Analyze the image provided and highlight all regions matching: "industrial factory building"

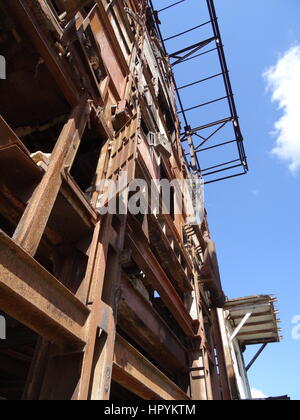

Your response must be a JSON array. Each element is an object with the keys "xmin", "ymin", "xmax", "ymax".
[{"xmin": 0, "ymin": 0, "xmax": 281, "ymax": 400}]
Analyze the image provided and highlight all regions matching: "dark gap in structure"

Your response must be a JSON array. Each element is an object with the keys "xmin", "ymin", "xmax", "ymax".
[
  {"xmin": 110, "ymin": 380, "xmax": 142, "ymax": 401},
  {"xmin": 0, "ymin": 313, "xmax": 38, "ymax": 401},
  {"xmin": 70, "ymin": 124, "xmax": 105, "ymax": 195},
  {"xmin": 20, "ymin": 120, "xmax": 66, "ymax": 154},
  {"xmin": 0, "ymin": 10, "xmax": 70, "ymax": 131},
  {"xmin": 0, "ymin": 214, "xmax": 15, "ymax": 237}
]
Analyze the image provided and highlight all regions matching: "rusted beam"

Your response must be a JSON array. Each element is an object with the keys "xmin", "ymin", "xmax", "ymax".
[
  {"xmin": 201, "ymin": 232, "xmax": 226, "ymax": 307},
  {"xmin": 118, "ymin": 274, "xmax": 187, "ymax": 372},
  {"xmin": 89, "ymin": 302, "xmax": 116, "ymax": 400},
  {"xmin": 76, "ymin": 106, "xmax": 137, "ymax": 401},
  {"xmin": 148, "ymin": 213, "xmax": 193, "ymax": 293},
  {"xmin": 22, "ymin": 338, "xmax": 50, "ymax": 400},
  {"xmin": 189, "ymin": 273, "xmax": 213, "ymax": 400},
  {"xmin": 0, "ymin": 115, "xmax": 30, "ymax": 153},
  {"xmin": 113, "ymin": 335, "xmax": 190, "ymax": 400},
  {"xmin": 0, "ymin": 230, "xmax": 89, "ymax": 349},
  {"xmin": 94, "ymin": 0, "xmax": 130, "ymax": 76},
  {"xmin": 158, "ymin": 212, "xmax": 194, "ymax": 275},
  {"xmin": 90, "ymin": 215, "xmax": 128, "ymax": 401},
  {"xmin": 13, "ymin": 98, "xmax": 91, "ymax": 256},
  {"xmin": 126, "ymin": 216, "xmax": 196, "ymax": 337},
  {"xmin": 76, "ymin": 215, "xmax": 112, "ymax": 400}
]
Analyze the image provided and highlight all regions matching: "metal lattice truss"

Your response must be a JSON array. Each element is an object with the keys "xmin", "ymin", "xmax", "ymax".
[{"xmin": 149, "ymin": 0, "xmax": 248, "ymax": 184}]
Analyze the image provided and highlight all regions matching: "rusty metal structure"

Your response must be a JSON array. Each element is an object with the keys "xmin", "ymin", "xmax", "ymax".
[
  {"xmin": 218, "ymin": 295, "xmax": 281, "ymax": 400},
  {"xmin": 0, "ymin": 0, "xmax": 279, "ymax": 400}
]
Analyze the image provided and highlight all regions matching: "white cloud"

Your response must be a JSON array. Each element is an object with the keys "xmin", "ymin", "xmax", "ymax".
[
  {"xmin": 263, "ymin": 45, "xmax": 300, "ymax": 173},
  {"xmin": 251, "ymin": 388, "xmax": 268, "ymax": 399}
]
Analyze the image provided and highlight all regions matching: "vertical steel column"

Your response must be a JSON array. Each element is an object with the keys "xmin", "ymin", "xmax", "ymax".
[{"xmin": 13, "ymin": 98, "xmax": 91, "ymax": 256}]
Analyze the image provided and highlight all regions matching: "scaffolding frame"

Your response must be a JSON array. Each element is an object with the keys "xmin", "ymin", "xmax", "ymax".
[{"xmin": 149, "ymin": 0, "xmax": 248, "ymax": 184}]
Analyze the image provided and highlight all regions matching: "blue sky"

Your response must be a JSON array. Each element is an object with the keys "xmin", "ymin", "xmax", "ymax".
[{"xmin": 153, "ymin": 0, "xmax": 300, "ymax": 400}]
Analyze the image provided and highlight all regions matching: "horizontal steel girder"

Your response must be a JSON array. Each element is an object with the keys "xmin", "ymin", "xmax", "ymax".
[
  {"xmin": 113, "ymin": 335, "xmax": 190, "ymax": 400},
  {"xmin": 0, "ymin": 230, "xmax": 90, "ymax": 349},
  {"xmin": 118, "ymin": 274, "xmax": 187, "ymax": 372},
  {"xmin": 126, "ymin": 218, "xmax": 196, "ymax": 337}
]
